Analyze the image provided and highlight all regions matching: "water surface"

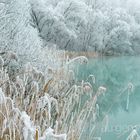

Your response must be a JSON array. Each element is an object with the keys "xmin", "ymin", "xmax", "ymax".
[{"xmin": 76, "ymin": 56, "xmax": 140, "ymax": 140}]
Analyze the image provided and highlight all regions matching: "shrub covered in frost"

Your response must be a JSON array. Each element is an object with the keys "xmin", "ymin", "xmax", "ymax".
[{"xmin": 0, "ymin": 52, "xmax": 106, "ymax": 140}]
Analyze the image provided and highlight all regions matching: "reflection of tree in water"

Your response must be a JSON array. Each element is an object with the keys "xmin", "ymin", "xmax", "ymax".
[{"xmin": 76, "ymin": 56, "xmax": 140, "ymax": 120}]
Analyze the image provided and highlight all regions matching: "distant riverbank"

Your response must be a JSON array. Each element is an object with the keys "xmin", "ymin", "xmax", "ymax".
[{"xmin": 59, "ymin": 51, "xmax": 99, "ymax": 60}]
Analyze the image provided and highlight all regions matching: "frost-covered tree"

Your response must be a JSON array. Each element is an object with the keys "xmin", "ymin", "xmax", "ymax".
[
  {"xmin": 30, "ymin": 0, "xmax": 140, "ymax": 54},
  {"xmin": 31, "ymin": 0, "xmax": 91, "ymax": 50},
  {"xmin": 2, "ymin": 0, "xmax": 140, "ymax": 56},
  {"xmin": 126, "ymin": 0, "xmax": 140, "ymax": 23},
  {"xmin": 0, "ymin": 0, "xmax": 43, "ymax": 65},
  {"xmin": 0, "ymin": 0, "xmax": 64, "ymax": 72},
  {"xmin": 104, "ymin": 20, "xmax": 133, "ymax": 55},
  {"xmin": 130, "ymin": 24, "xmax": 140, "ymax": 54}
]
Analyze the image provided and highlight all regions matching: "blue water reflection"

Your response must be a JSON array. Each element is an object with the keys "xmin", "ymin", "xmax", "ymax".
[{"xmin": 76, "ymin": 56, "xmax": 140, "ymax": 140}]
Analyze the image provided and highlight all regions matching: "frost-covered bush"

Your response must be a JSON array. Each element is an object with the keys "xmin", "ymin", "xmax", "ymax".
[{"xmin": 0, "ymin": 53, "xmax": 106, "ymax": 140}]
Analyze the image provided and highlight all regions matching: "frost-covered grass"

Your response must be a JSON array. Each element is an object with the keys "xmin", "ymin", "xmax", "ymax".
[{"xmin": 0, "ymin": 51, "xmax": 106, "ymax": 140}]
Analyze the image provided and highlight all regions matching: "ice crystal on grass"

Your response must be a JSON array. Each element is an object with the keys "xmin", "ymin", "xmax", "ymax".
[
  {"xmin": 21, "ymin": 111, "xmax": 35, "ymax": 140},
  {"xmin": 0, "ymin": 88, "xmax": 5, "ymax": 104},
  {"xmin": 40, "ymin": 127, "xmax": 67, "ymax": 140},
  {"xmin": 0, "ymin": 56, "xmax": 4, "ymax": 70},
  {"xmin": 0, "ymin": 50, "xmax": 107, "ymax": 140},
  {"xmin": 127, "ymin": 128, "xmax": 140, "ymax": 140}
]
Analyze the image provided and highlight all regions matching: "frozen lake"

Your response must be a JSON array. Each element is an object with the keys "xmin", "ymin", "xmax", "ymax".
[{"xmin": 76, "ymin": 56, "xmax": 140, "ymax": 140}]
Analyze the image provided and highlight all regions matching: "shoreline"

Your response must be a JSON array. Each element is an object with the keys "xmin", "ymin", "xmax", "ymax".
[
  {"xmin": 58, "ymin": 50, "xmax": 139, "ymax": 60},
  {"xmin": 59, "ymin": 51, "xmax": 99, "ymax": 59}
]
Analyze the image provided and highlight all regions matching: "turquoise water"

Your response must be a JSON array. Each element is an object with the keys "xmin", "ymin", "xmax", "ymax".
[{"xmin": 76, "ymin": 56, "xmax": 140, "ymax": 140}]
